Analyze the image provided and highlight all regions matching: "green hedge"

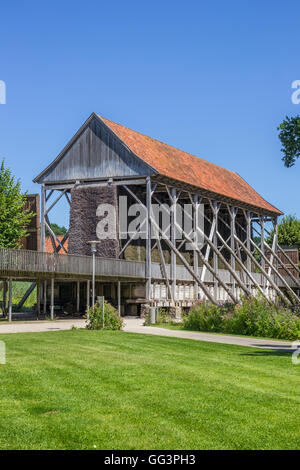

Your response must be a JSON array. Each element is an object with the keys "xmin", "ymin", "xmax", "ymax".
[{"xmin": 183, "ymin": 297, "xmax": 300, "ymax": 341}]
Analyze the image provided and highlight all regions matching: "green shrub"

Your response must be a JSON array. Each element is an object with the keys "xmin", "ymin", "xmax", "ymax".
[
  {"xmin": 183, "ymin": 297, "xmax": 300, "ymax": 341},
  {"xmin": 156, "ymin": 308, "xmax": 172, "ymax": 324},
  {"xmin": 86, "ymin": 301, "xmax": 123, "ymax": 331},
  {"xmin": 224, "ymin": 297, "xmax": 300, "ymax": 340},
  {"xmin": 183, "ymin": 302, "xmax": 225, "ymax": 332}
]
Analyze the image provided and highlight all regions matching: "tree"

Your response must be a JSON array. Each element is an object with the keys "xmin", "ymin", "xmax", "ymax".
[
  {"xmin": 46, "ymin": 223, "xmax": 67, "ymax": 236},
  {"xmin": 266, "ymin": 215, "xmax": 300, "ymax": 249},
  {"xmin": 277, "ymin": 116, "xmax": 300, "ymax": 167},
  {"xmin": 0, "ymin": 160, "xmax": 34, "ymax": 249}
]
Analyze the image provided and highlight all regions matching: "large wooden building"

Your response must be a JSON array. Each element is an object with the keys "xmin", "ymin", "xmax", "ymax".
[{"xmin": 31, "ymin": 112, "xmax": 299, "ymax": 314}]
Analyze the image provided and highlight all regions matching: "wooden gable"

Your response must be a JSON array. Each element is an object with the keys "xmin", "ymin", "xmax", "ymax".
[{"xmin": 34, "ymin": 115, "xmax": 155, "ymax": 184}]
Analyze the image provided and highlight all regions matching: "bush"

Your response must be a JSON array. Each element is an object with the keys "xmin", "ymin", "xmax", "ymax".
[
  {"xmin": 224, "ymin": 297, "xmax": 300, "ymax": 340},
  {"xmin": 143, "ymin": 307, "xmax": 179, "ymax": 325},
  {"xmin": 156, "ymin": 308, "xmax": 172, "ymax": 324},
  {"xmin": 183, "ymin": 297, "xmax": 300, "ymax": 341},
  {"xmin": 86, "ymin": 301, "xmax": 123, "ymax": 331},
  {"xmin": 184, "ymin": 301, "xmax": 225, "ymax": 332}
]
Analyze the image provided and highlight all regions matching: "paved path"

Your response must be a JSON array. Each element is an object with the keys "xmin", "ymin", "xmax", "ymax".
[
  {"xmin": 123, "ymin": 317, "xmax": 296, "ymax": 351},
  {"xmin": 0, "ymin": 319, "xmax": 86, "ymax": 334},
  {"xmin": 0, "ymin": 317, "xmax": 296, "ymax": 352}
]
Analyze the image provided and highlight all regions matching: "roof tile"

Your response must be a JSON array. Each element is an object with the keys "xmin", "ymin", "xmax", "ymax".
[{"xmin": 99, "ymin": 115, "xmax": 282, "ymax": 215}]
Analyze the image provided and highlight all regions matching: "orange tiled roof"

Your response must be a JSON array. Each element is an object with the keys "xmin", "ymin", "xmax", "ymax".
[
  {"xmin": 99, "ymin": 115, "xmax": 282, "ymax": 215},
  {"xmin": 45, "ymin": 236, "xmax": 68, "ymax": 254}
]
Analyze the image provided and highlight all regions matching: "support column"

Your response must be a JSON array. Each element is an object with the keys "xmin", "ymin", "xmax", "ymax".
[
  {"xmin": 171, "ymin": 188, "xmax": 177, "ymax": 302},
  {"xmin": 8, "ymin": 278, "xmax": 12, "ymax": 322},
  {"xmin": 3, "ymin": 280, "xmax": 7, "ymax": 317},
  {"xmin": 267, "ymin": 217, "xmax": 277, "ymax": 287},
  {"xmin": 245, "ymin": 211, "xmax": 252, "ymax": 292},
  {"xmin": 41, "ymin": 184, "xmax": 46, "ymax": 252},
  {"xmin": 86, "ymin": 280, "xmax": 90, "ymax": 312},
  {"xmin": 260, "ymin": 216, "xmax": 265, "ymax": 291},
  {"xmin": 117, "ymin": 281, "xmax": 121, "ymax": 316},
  {"xmin": 43, "ymin": 280, "xmax": 47, "ymax": 315},
  {"xmin": 212, "ymin": 202, "xmax": 219, "ymax": 300},
  {"xmin": 76, "ymin": 281, "xmax": 80, "ymax": 313},
  {"xmin": 230, "ymin": 207, "xmax": 237, "ymax": 298},
  {"xmin": 50, "ymin": 278, "xmax": 54, "ymax": 320},
  {"xmin": 193, "ymin": 195, "xmax": 199, "ymax": 300},
  {"xmin": 145, "ymin": 177, "xmax": 152, "ymax": 302},
  {"xmin": 37, "ymin": 279, "xmax": 41, "ymax": 318}
]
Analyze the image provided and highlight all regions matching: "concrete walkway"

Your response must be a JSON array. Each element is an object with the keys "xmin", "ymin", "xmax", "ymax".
[
  {"xmin": 0, "ymin": 317, "xmax": 296, "ymax": 352},
  {"xmin": 0, "ymin": 319, "xmax": 86, "ymax": 334},
  {"xmin": 123, "ymin": 317, "xmax": 297, "ymax": 352}
]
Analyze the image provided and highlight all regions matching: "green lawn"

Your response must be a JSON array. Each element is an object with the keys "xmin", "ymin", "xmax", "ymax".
[{"xmin": 0, "ymin": 329, "xmax": 299, "ymax": 450}]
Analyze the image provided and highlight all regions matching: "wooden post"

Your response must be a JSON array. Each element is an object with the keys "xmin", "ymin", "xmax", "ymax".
[
  {"xmin": 234, "ymin": 235, "xmax": 291, "ymax": 305},
  {"xmin": 171, "ymin": 188, "xmax": 177, "ymax": 302},
  {"xmin": 3, "ymin": 280, "xmax": 7, "ymax": 317},
  {"xmin": 216, "ymin": 230, "xmax": 268, "ymax": 301},
  {"xmin": 41, "ymin": 184, "xmax": 46, "ymax": 252},
  {"xmin": 212, "ymin": 202, "xmax": 219, "ymax": 300},
  {"xmin": 150, "ymin": 210, "xmax": 235, "ymax": 304},
  {"xmin": 230, "ymin": 207, "xmax": 237, "ymax": 298},
  {"xmin": 117, "ymin": 281, "xmax": 121, "ymax": 315},
  {"xmin": 260, "ymin": 216, "xmax": 265, "ymax": 291},
  {"xmin": 253, "ymin": 240, "xmax": 300, "ymax": 303},
  {"xmin": 200, "ymin": 217, "xmax": 216, "ymax": 283},
  {"xmin": 8, "ymin": 278, "xmax": 12, "ymax": 322},
  {"xmin": 86, "ymin": 280, "xmax": 90, "ymax": 312},
  {"xmin": 245, "ymin": 211, "xmax": 252, "ymax": 291},
  {"xmin": 37, "ymin": 279, "xmax": 41, "ymax": 318},
  {"xmin": 267, "ymin": 217, "xmax": 277, "ymax": 288},
  {"xmin": 76, "ymin": 281, "xmax": 80, "ymax": 313},
  {"xmin": 43, "ymin": 280, "xmax": 47, "ymax": 315},
  {"xmin": 50, "ymin": 278, "xmax": 54, "ymax": 320},
  {"xmin": 145, "ymin": 177, "xmax": 152, "ymax": 302},
  {"xmin": 193, "ymin": 195, "xmax": 199, "ymax": 300}
]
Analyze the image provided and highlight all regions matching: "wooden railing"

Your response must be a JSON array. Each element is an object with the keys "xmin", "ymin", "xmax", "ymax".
[
  {"xmin": 0, "ymin": 248, "xmax": 146, "ymax": 279},
  {"xmin": 0, "ymin": 248, "xmax": 296, "ymax": 287}
]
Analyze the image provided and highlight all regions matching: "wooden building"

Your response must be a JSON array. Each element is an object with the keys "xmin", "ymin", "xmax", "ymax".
[{"xmin": 31, "ymin": 112, "xmax": 299, "ymax": 314}]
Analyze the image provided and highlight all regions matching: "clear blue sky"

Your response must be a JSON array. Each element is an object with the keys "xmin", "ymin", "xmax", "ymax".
[{"xmin": 0, "ymin": 0, "xmax": 299, "ymax": 226}]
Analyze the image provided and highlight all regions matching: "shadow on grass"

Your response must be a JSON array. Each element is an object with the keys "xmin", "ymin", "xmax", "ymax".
[{"xmin": 241, "ymin": 348, "xmax": 294, "ymax": 357}]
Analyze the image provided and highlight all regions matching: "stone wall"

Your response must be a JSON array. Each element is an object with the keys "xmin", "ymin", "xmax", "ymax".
[{"xmin": 68, "ymin": 185, "xmax": 119, "ymax": 258}]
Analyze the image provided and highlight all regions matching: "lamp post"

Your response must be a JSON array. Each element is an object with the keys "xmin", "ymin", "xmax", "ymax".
[{"xmin": 87, "ymin": 241, "xmax": 100, "ymax": 308}]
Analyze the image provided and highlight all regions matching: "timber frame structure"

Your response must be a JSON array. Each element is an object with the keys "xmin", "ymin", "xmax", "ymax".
[{"xmin": 29, "ymin": 112, "xmax": 299, "ymax": 314}]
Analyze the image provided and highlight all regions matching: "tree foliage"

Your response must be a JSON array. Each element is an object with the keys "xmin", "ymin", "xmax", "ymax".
[
  {"xmin": 46, "ymin": 223, "xmax": 67, "ymax": 236},
  {"xmin": 277, "ymin": 116, "xmax": 300, "ymax": 167},
  {"xmin": 266, "ymin": 215, "xmax": 300, "ymax": 249},
  {"xmin": 0, "ymin": 160, "xmax": 34, "ymax": 249}
]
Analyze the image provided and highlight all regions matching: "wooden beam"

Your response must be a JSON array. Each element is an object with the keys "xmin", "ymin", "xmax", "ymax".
[
  {"xmin": 234, "ymin": 235, "xmax": 292, "ymax": 305},
  {"xmin": 216, "ymin": 230, "xmax": 269, "ymax": 302},
  {"xmin": 45, "ymin": 189, "xmax": 67, "ymax": 216},
  {"xmin": 252, "ymin": 223, "xmax": 300, "ymax": 286},
  {"xmin": 156, "ymin": 198, "xmax": 237, "ymax": 303},
  {"xmin": 8, "ymin": 278, "xmax": 12, "ymax": 322},
  {"xmin": 41, "ymin": 185, "xmax": 46, "ymax": 252},
  {"xmin": 181, "ymin": 200, "xmax": 246, "ymax": 300},
  {"xmin": 76, "ymin": 281, "xmax": 80, "ymax": 313},
  {"xmin": 170, "ymin": 188, "xmax": 177, "ymax": 301},
  {"xmin": 146, "ymin": 177, "xmax": 152, "ymax": 302},
  {"xmin": 249, "ymin": 238, "xmax": 300, "ymax": 303},
  {"xmin": 43, "ymin": 280, "xmax": 47, "ymax": 315},
  {"xmin": 50, "ymin": 278, "xmax": 54, "ymax": 320}
]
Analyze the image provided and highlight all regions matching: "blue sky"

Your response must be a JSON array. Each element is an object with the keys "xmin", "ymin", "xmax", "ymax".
[{"xmin": 0, "ymin": 0, "xmax": 299, "ymax": 226}]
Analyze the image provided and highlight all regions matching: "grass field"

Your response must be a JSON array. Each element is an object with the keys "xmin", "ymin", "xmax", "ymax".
[{"xmin": 0, "ymin": 329, "xmax": 299, "ymax": 450}]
